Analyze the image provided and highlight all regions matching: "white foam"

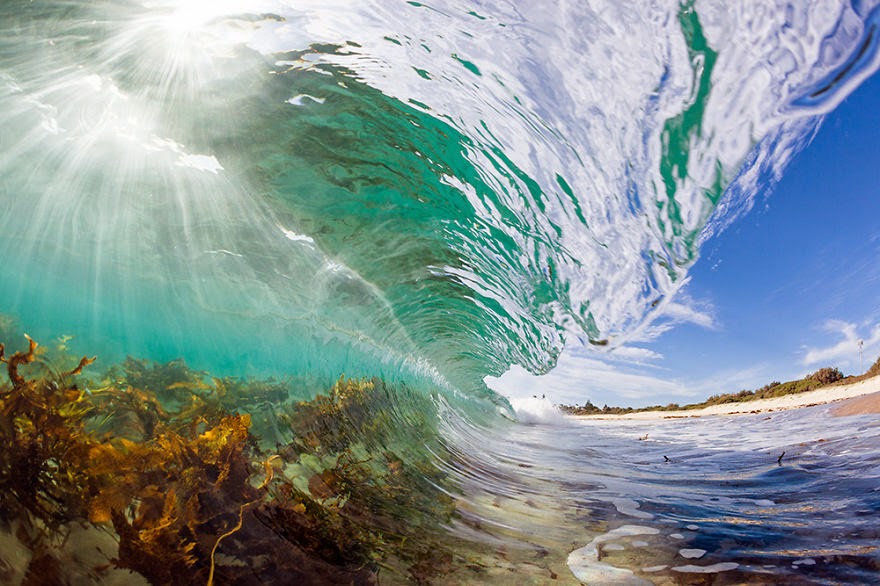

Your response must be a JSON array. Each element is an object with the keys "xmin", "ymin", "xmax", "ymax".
[
  {"xmin": 278, "ymin": 225, "xmax": 316, "ymax": 245},
  {"xmin": 613, "ymin": 497, "xmax": 654, "ymax": 520},
  {"xmin": 567, "ymin": 525, "xmax": 660, "ymax": 584},
  {"xmin": 679, "ymin": 549, "xmax": 706, "ymax": 559},
  {"xmin": 287, "ymin": 94, "xmax": 326, "ymax": 106},
  {"xmin": 642, "ymin": 565, "xmax": 667, "ymax": 572},
  {"xmin": 672, "ymin": 562, "xmax": 739, "ymax": 573},
  {"xmin": 509, "ymin": 396, "xmax": 565, "ymax": 424}
]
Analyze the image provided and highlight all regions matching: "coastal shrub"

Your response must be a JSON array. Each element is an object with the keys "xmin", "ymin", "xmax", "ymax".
[
  {"xmin": 756, "ymin": 381, "xmax": 780, "ymax": 395},
  {"xmin": 558, "ymin": 400, "xmax": 601, "ymax": 415},
  {"xmin": 808, "ymin": 367, "xmax": 843, "ymax": 385},
  {"xmin": 559, "ymin": 364, "xmax": 849, "ymax": 416},
  {"xmin": 867, "ymin": 355, "xmax": 880, "ymax": 377}
]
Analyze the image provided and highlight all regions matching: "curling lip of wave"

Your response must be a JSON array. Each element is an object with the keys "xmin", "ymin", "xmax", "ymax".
[{"xmin": 0, "ymin": 0, "xmax": 877, "ymax": 403}]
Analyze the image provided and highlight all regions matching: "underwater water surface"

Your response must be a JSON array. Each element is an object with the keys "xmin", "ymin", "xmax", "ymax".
[{"xmin": 0, "ymin": 0, "xmax": 879, "ymax": 584}]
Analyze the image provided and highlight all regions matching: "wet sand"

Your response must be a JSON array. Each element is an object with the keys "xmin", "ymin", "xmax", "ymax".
[
  {"xmin": 832, "ymin": 390, "xmax": 880, "ymax": 416},
  {"xmin": 575, "ymin": 375, "xmax": 880, "ymax": 420}
]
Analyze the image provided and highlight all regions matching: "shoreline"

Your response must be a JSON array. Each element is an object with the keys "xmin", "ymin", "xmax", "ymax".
[{"xmin": 573, "ymin": 375, "xmax": 880, "ymax": 420}]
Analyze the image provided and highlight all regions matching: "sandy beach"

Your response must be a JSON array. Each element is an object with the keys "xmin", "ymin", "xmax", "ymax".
[{"xmin": 575, "ymin": 375, "xmax": 880, "ymax": 420}]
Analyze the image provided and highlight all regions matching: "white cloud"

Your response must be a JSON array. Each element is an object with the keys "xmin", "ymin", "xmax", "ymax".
[
  {"xmin": 485, "ymin": 352, "xmax": 683, "ymax": 407},
  {"xmin": 606, "ymin": 345, "xmax": 663, "ymax": 362},
  {"xmin": 630, "ymin": 321, "xmax": 675, "ymax": 343},
  {"xmin": 662, "ymin": 300, "xmax": 716, "ymax": 329},
  {"xmin": 484, "ymin": 286, "xmax": 729, "ymax": 410},
  {"xmin": 488, "ymin": 352, "xmax": 686, "ymax": 408},
  {"xmin": 619, "ymin": 286, "xmax": 717, "ymax": 348},
  {"xmin": 801, "ymin": 320, "xmax": 880, "ymax": 371},
  {"xmin": 486, "ymin": 348, "xmax": 773, "ymax": 410}
]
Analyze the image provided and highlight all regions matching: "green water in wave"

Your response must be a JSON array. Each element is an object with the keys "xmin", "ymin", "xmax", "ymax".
[
  {"xmin": 1, "ymin": 0, "xmax": 872, "ymax": 409},
  {"xmin": 0, "ymin": 14, "xmax": 587, "ymax": 402},
  {"xmin": 248, "ymin": 58, "xmax": 579, "ymax": 393},
  {"xmin": 658, "ymin": 1, "xmax": 723, "ymax": 269}
]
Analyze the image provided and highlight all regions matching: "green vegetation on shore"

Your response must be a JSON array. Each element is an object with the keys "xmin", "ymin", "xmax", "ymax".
[{"xmin": 560, "ymin": 357, "xmax": 880, "ymax": 416}]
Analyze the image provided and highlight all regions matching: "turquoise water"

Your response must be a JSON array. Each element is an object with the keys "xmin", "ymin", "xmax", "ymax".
[{"xmin": 1, "ymin": 1, "xmax": 879, "ymax": 583}]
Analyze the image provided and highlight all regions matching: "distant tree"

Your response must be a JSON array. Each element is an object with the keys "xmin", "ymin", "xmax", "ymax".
[
  {"xmin": 809, "ymin": 367, "xmax": 843, "ymax": 385},
  {"xmin": 558, "ymin": 400, "xmax": 603, "ymax": 415}
]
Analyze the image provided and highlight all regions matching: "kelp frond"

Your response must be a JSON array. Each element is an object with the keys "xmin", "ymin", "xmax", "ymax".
[{"xmin": 0, "ymin": 336, "xmax": 459, "ymax": 585}]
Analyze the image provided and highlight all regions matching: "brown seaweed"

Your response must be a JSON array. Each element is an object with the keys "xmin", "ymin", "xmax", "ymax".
[
  {"xmin": 0, "ymin": 335, "xmax": 467, "ymax": 585},
  {"xmin": 0, "ymin": 335, "xmax": 96, "ymax": 529}
]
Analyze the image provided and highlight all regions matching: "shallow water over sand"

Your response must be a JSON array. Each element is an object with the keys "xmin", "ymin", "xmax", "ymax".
[{"xmin": 442, "ymin": 402, "xmax": 880, "ymax": 584}]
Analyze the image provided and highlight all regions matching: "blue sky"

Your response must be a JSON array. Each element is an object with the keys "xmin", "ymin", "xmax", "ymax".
[{"xmin": 490, "ymin": 70, "xmax": 880, "ymax": 408}]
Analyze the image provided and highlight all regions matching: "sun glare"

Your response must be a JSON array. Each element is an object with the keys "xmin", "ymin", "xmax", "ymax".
[{"xmin": 154, "ymin": 0, "xmax": 255, "ymax": 34}]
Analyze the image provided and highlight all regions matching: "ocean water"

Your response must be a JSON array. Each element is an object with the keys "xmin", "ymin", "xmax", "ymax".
[
  {"xmin": 0, "ymin": 1, "xmax": 879, "ymax": 584},
  {"xmin": 449, "ymin": 401, "xmax": 880, "ymax": 584}
]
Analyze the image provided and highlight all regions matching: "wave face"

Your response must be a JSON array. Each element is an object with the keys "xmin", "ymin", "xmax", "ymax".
[
  {"xmin": 1, "ymin": 0, "xmax": 878, "ymax": 403},
  {"xmin": 0, "ymin": 0, "xmax": 878, "ymax": 400}
]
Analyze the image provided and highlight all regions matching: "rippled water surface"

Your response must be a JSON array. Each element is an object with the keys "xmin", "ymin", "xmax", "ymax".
[{"xmin": 451, "ymin": 404, "xmax": 880, "ymax": 584}]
